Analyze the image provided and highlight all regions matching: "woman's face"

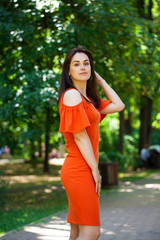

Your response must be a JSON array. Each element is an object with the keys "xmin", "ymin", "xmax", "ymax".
[{"xmin": 69, "ymin": 52, "xmax": 91, "ymax": 83}]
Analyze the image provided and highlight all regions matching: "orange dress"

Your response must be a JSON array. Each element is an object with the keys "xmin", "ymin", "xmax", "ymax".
[{"xmin": 59, "ymin": 88, "xmax": 111, "ymax": 226}]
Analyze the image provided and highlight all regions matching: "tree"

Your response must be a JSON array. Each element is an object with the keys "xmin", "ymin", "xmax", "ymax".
[
  {"xmin": 0, "ymin": 0, "xmax": 60, "ymax": 172},
  {"xmin": 136, "ymin": 0, "xmax": 160, "ymax": 151}
]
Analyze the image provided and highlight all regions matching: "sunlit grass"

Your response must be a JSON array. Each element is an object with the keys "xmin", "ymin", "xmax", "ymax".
[
  {"xmin": 0, "ymin": 185, "xmax": 68, "ymax": 235},
  {"xmin": 0, "ymin": 162, "xmax": 68, "ymax": 236},
  {"xmin": 0, "ymin": 192, "xmax": 68, "ymax": 235},
  {"xmin": 119, "ymin": 169, "xmax": 160, "ymax": 182}
]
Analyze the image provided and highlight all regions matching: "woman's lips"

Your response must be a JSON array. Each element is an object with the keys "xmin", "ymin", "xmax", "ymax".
[{"xmin": 79, "ymin": 72, "xmax": 87, "ymax": 74}]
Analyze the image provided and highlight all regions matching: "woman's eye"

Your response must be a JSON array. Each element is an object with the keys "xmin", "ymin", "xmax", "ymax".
[{"xmin": 74, "ymin": 62, "xmax": 89, "ymax": 66}]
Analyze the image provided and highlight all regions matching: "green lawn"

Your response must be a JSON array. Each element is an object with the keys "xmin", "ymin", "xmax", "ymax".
[
  {"xmin": 118, "ymin": 169, "xmax": 160, "ymax": 182},
  {"xmin": 0, "ymin": 162, "xmax": 159, "ymax": 236},
  {"xmin": 0, "ymin": 162, "xmax": 68, "ymax": 235}
]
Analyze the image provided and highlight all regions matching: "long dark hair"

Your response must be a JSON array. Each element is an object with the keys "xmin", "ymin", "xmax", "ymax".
[{"xmin": 57, "ymin": 46, "xmax": 100, "ymax": 108}]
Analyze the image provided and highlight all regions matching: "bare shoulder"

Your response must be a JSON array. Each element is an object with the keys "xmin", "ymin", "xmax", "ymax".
[{"xmin": 63, "ymin": 89, "xmax": 82, "ymax": 106}]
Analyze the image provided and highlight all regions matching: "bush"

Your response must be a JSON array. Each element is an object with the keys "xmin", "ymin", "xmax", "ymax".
[
  {"xmin": 123, "ymin": 135, "xmax": 140, "ymax": 170},
  {"xmin": 106, "ymin": 151, "xmax": 125, "ymax": 171},
  {"xmin": 0, "ymin": 172, "xmax": 9, "ymax": 210},
  {"xmin": 99, "ymin": 133, "xmax": 141, "ymax": 172},
  {"xmin": 106, "ymin": 135, "xmax": 140, "ymax": 172},
  {"xmin": 99, "ymin": 152, "xmax": 111, "ymax": 164}
]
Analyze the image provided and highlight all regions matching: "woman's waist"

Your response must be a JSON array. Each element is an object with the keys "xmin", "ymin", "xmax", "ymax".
[
  {"xmin": 66, "ymin": 145, "xmax": 99, "ymax": 160},
  {"xmin": 62, "ymin": 154, "xmax": 89, "ymax": 169},
  {"xmin": 62, "ymin": 153, "xmax": 98, "ymax": 170}
]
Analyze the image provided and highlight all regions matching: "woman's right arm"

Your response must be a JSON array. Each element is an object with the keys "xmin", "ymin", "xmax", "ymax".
[
  {"xmin": 63, "ymin": 89, "xmax": 101, "ymax": 196},
  {"xmin": 73, "ymin": 129, "xmax": 101, "ymax": 196}
]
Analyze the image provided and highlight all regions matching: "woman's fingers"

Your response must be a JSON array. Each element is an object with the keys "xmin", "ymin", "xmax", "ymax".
[
  {"xmin": 96, "ymin": 180, "xmax": 101, "ymax": 196},
  {"xmin": 92, "ymin": 168, "xmax": 101, "ymax": 196},
  {"xmin": 92, "ymin": 169, "xmax": 101, "ymax": 196},
  {"xmin": 97, "ymin": 177, "xmax": 101, "ymax": 196}
]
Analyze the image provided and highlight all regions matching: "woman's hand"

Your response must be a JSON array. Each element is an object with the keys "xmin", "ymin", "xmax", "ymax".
[
  {"xmin": 91, "ymin": 167, "xmax": 102, "ymax": 196},
  {"xmin": 95, "ymin": 71, "xmax": 125, "ymax": 114},
  {"xmin": 94, "ymin": 71, "xmax": 104, "ymax": 86}
]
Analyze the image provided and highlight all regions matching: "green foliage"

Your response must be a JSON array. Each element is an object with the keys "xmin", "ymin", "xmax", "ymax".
[
  {"xmin": 100, "ymin": 134, "xmax": 141, "ymax": 172},
  {"xmin": 99, "ymin": 152, "xmax": 111, "ymax": 164},
  {"xmin": 151, "ymin": 129, "xmax": 160, "ymax": 145},
  {"xmin": 0, "ymin": 173, "xmax": 9, "ymax": 210},
  {"xmin": 99, "ymin": 113, "xmax": 119, "ymax": 153},
  {"xmin": 106, "ymin": 151, "xmax": 126, "ymax": 172},
  {"xmin": 0, "ymin": 0, "xmax": 159, "ymax": 168},
  {"xmin": 123, "ymin": 135, "xmax": 138, "ymax": 167}
]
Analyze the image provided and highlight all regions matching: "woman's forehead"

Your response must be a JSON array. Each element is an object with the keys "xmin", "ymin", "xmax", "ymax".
[{"xmin": 71, "ymin": 52, "xmax": 89, "ymax": 63}]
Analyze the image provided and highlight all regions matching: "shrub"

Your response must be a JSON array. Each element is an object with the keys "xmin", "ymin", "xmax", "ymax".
[
  {"xmin": 99, "ymin": 152, "xmax": 111, "ymax": 164},
  {"xmin": 106, "ymin": 135, "xmax": 140, "ymax": 172},
  {"xmin": 106, "ymin": 151, "xmax": 125, "ymax": 171}
]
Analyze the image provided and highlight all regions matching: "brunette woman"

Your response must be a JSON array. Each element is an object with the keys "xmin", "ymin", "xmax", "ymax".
[{"xmin": 58, "ymin": 46, "xmax": 125, "ymax": 240}]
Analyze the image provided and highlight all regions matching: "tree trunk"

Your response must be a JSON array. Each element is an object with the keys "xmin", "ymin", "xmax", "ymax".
[
  {"xmin": 38, "ymin": 136, "xmax": 42, "ymax": 157},
  {"xmin": 125, "ymin": 110, "xmax": 132, "ymax": 135},
  {"xmin": 137, "ymin": 0, "xmax": 145, "ymax": 17},
  {"xmin": 148, "ymin": 0, "xmax": 153, "ymax": 21},
  {"xmin": 30, "ymin": 141, "xmax": 36, "ymax": 165},
  {"xmin": 138, "ymin": 0, "xmax": 153, "ymax": 153},
  {"xmin": 43, "ymin": 106, "xmax": 51, "ymax": 173},
  {"xmin": 139, "ymin": 96, "xmax": 153, "ymax": 152},
  {"xmin": 118, "ymin": 110, "xmax": 125, "ymax": 153}
]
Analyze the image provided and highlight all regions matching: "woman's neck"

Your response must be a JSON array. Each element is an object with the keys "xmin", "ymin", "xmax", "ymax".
[{"xmin": 73, "ymin": 81, "xmax": 87, "ymax": 96}]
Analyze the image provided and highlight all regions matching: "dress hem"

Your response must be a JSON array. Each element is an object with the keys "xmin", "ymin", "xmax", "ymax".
[{"xmin": 67, "ymin": 219, "xmax": 101, "ymax": 226}]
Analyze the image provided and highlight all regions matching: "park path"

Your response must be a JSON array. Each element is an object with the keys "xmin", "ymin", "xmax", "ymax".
[{"xmin": 1, "ymin": 171, "xmax": 160, "ymax": 240}]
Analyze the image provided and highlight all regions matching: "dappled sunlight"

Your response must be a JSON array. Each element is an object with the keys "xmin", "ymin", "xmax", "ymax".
[
  {"xmin": 118, "ymin": 181, "xmax": 160, "ymax": 194},
  {"xmin": 118, "ymin": 173, "xmax": 160, "ymax": 194},
  {"xmin": 44, "ymin": 188, "xmax": 52, "ymax": 193},
  {"xmin": 123, "ymin": 181, "xmax": 132, "ymax": 185},
  {"xmin": 51, "ymin": 186, "xmax": 59, "ymax": 190},
  {"xmin": 32, "ymin": 190, "xmax": 40, "ymax": 194},
  {"xmin": 8, "ymin": 175, "xmax": 61, "ymax": 185},
  {"xmin": 23, "ymin": 218, "xmax": 70, "ymax": 240},
  {"xmin": 101, "ymin": 222, "xmax": 136, "ymax": 237},
  {"xmin": 49, "ymin": 158, "xmax": 65, "ymax": 166},
  {"xmin": 145, "ymin": 184, "xmax": 160, "ymax": 190},
  {"xmin": 134, "ymin": 184, "xmax": 146, "ymax": 190},
  {"xmin": 104, "ymin": 230, "xmax": 116, "ymax": 235},
  {"xmin": 151, "ymin": 174, "xmax": 160, "ymax": 180},
  {"xmin": 118, "ymin": 188, "xmax": 133, "ymax": 192}
]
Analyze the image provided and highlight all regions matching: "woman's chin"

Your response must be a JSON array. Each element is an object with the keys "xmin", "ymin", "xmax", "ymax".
[
  {"xmin": 79, "ymin": 76, "xmax": 90, "ymax": 81},
  {"xmin": 72, "ymin": 76, "xmax": 90, "ymax": 82}
]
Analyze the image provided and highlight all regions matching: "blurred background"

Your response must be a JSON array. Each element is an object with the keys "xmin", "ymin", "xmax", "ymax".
[{"xmin": 0, "ymin": 0, "xmax": 160, "ymax": 236}]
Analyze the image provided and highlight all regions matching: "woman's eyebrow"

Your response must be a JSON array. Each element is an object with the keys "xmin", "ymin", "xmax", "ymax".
[{"xmin": 72, "ymin": 59, "xmax": 89, "ymax": 63}]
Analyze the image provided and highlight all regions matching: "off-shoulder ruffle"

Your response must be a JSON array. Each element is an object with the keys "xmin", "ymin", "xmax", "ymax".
[
  {"xmin": 98, "ymin": 98, "xmax": 112, "ymax": 122},
  {"xmin": 59, "ymin": 101, "xmax": 91, "ymax": 133}
]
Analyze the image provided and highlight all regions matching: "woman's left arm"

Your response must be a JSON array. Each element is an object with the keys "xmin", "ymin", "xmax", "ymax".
[{"xmin": 95, "ymin": 72, "xmax": 125, "ymax": 114}]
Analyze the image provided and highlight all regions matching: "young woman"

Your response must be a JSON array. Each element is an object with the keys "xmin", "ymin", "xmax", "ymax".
[{"xmin": 58, "ymin": 46, "xmax": 125, "ymax": 240}]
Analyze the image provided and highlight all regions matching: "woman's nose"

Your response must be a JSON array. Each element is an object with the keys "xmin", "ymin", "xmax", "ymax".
[{"xmin": 80, "ymin": 64, "xmax": 85, "ymax": 69}]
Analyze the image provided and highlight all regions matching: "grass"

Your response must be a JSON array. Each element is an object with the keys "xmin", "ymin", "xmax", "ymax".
[
  {"xmin": 118, "ymin": 169, "xmax": 160, "ymax": 182},
  {"xmin": 0, "ymin": 162, "xmax": 159, "ymax": 236},
  {"xmin": 0, "ymin": 162, "xmax": 68, "ymax": 235},
  {"xmin": 0, "ymin": 191, "xmax": 67, "ymax": 234}
]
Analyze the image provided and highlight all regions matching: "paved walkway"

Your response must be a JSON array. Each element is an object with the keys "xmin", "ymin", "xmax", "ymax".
[{"xmin": 1, "ymin": 172, "xmax": 160, "ymax": 240}]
